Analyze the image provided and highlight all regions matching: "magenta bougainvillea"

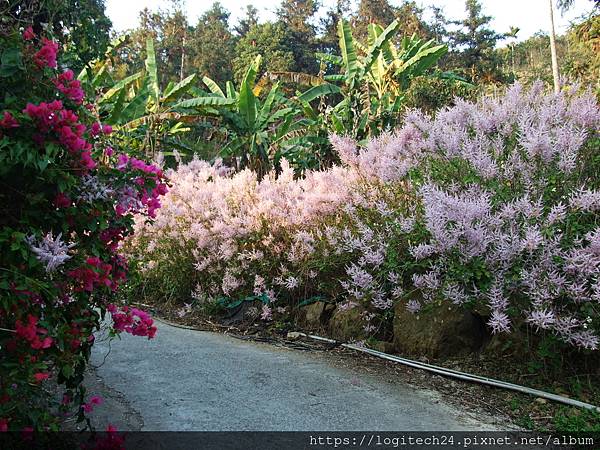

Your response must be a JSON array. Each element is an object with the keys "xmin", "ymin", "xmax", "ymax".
[{"xmin": 0, "ymin": 28, "xmax": 166, "ymax": 432}]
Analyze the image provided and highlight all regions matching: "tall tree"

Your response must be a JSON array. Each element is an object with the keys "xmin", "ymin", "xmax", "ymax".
[
  {"xmin": 276, "ymin": 0, "xmax": 320, "ymax": 73},
  {"xmin": 547, "ymin": 0, "xmax": 596, "ymax": 92},
  {"xmin": 112, "ymin": 8, "xmax": 163, "ymax": 78},
  {"xmin": 161, "ymin": 1, "xmax": 190, "ymax": 82},
  {"xmin": 548, "ymin": 0, "xmax": 600, "ymax": 93},
  {"xmin": 2, "ymin": 0, "xmax": 112, "ymax": 71},
  {"xmin": 319, "ymin": 0, "xmax": 351, "ymax": 55},
  {"xmin": 352, "ymin": 0, "xmax": 397, "ymax": 41},
  {"xmin": 113, "ymin": 2, "xmax": 190, "ymax": 85},
  {"xmin": 190, "ymin": 2, "xmax": 235, "ymax": 84},
  {"xmin": 232, "ymin": 22, "xmax": 295, "ymax": 83},
  {"xmin": 395, "ymin": 1, "xmax": 428, "ymax": 39},
  {"xmin": 428, "ymin": 6, "xmax": 450, "ymax": 44},
  {"xmin": 448, "ymin": 0, "xmax": 504, "ymax": 82},
  {"xmin": 234, "ymin": 4, "xmax": 259, "ymax": 37}
]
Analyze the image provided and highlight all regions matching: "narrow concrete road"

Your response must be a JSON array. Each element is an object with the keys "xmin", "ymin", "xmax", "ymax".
[{"xmin": 87, "ymin": 320, "xmax": 503, "ymax": 431}]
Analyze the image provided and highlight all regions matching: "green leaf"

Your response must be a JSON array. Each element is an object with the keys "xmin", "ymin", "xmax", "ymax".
[
  {"xmin": 255, "ymin": 83, "xmax": 279, "ymax": 129},
  {"xmin": 202, "ymin": 76, "xmax": 225, "ymax": 97},
  {"xmin": 162, "ymin": 74, "xmax": 197, "ymax": 102},
  {"xmin": 238, "ymin": 55, "xmax": 261, "ymax": 129},
  {"xmin": 362, "ymin": 19, "xmax": 400, "ymax": 74},
  {"xmin": 367, "ymin": 23, "xmax": 381, "ymax": 48},
  {"xmin": 226, "ymin": 81, "xmax": 237, "ymax": 99},
  {"xmin": 100, "ymin": 72, "xmax": 143, "ymax": 103},
  {"xmin": 324, "ymin": 74, "xmax": 346, "ymax": 82},
  {"xmin": 357, "ymin": 111, "xmax": 369, "ymax": 134},
  {"xmin": 338, "ymin": 20, "xmax": 359, "ymax": 83},
  {"xmin": 145, "ymin": 38, "xmax": 160, "ymax": 105},
  {"xmin": 37, "ymin": 158, "xmax": 49, "ymax": 172},
  {"xmin": 119, "ymin": 80, "xmax": 149, "ymax": 123},
  {"xmin": 265, "ymin": 107, "xmax": 296, "ymax": 124},
  {"xmin": 106, "ymin": 87, "xmax": 127, "ymax": 124},
  {"xmin": 91, "ymin": 61, "xmax": 109, "ymax": 88},
  {"xmin": 316, "ymin": 52, "xmax": 343, "ymax": 66},
  {"xmin": 219, "ymin": 109, "xmax": 246, "ymax": 132},
  {"xmin": 394, "ymin": 44, "xmax": 447, "ymax": 80},
  {"xmin": 298, "ymin": 83, "xmax": 341, "ymax": 103},
  {"xmin": 0, "ymin": 47, "xmax": 23, "ymax": 77},
  {"xmin": 173, "ymin": 96, "xmax": 236, "ymax": 108},
  {"xmin": 331, "ymin": 113, "xmax": 345, "ymax": 134}
]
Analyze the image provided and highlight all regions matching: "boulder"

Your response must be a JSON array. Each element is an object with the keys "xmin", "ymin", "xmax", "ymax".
[
  {"xmin": 296, "ymin": 301, "xmax": 335, "ymax": 330},
  {"xmin": 393, "ymin": 301, "xmax": 488, "ymax": 359},
  {"xmin": 482, "ymin": 324, "xmax": 529, "ymax": 357},
  {"xmin": 328, "ymin": 304, "xmax": 367, "ymax": 342}
]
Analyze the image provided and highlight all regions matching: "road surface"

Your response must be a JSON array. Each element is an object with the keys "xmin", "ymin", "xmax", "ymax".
[{"xmin": 85, "ymin": 320, "xmax": 505, "ymax": 431}]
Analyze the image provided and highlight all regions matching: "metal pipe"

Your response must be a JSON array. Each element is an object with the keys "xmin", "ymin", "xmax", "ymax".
[{"xmin": 294, "ymin": 332, "xmax": 600, "ymax": 413}]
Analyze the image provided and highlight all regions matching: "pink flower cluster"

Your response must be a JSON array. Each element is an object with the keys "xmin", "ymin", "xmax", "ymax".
[
  {"xmin": 14, "ymin": 315, "xmax": 53, "ymax": 350},
  {"xmin": 114, "ymin": 155, "xmax": 167, "ymax": 218},
  {"xmin": 129, "ymin": 83, "xmax": 600, "ymax": 350},
  {"xmin": 23, "ymin": 100, "xmax": 96, "ymax": 170},
  {"xmin": 54, "ymin": 70, "xmax": 85, "ymax": 104},
  {"xmin": 85, "ymin": 424, "xmax": 126, "ymax": 450},
  {"xmin": 107, "ymin": 304, "xmax": 157, "ymax": 339},
  {"xmin": 68, "ymin": 257, "xmax": 122, "ymax": 292},
  {"xmin": 82, "ymin": 395, "xmax": 103, "ymax": 413},
  {"xmin": 128, "ymin": 157, "xmax": 356, "ymax": 303},
  {"xmin": 23, "ymin": 26, "xmax": 35, "ymax": 41},
  {"xmin": 0, "ymin": 112, "xmax": 19, "ymax": 129},
  {"xmin": 90, "ymin": 122, "xmax": 112, "ymax": 136},
  {"xmin": 0, "ymin": 27, "xmax": 169, "ymax": 433},
  {"xmin": 34, "ymin": 38, "xmax": 59, "ymax": 69}
]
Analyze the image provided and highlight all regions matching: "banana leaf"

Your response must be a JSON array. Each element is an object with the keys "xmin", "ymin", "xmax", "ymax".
[
  {"xmin": 100, "ymin": 72, "xmax": 143, "ymax": 103},
  {"xmin": 162, "ymin": 74, "xmax": 197, "ymax": 103},
  {"xmin": 145, "ymin": 39, "xmax": 160, "ymax": 106},
  {"xmin": 202, "ymin": 76, "xmax": 225, "ymax": 97},
  {"xmin": 173, "ymin": 96, "xmax": 236, "ymax": 109},
  {"xmin": 298, "ymin": 83, "xmax": 341, "ymax": 103},
  {"xmin": 338, "ymin": 20, "xmax": 359, "ymax": 84}
]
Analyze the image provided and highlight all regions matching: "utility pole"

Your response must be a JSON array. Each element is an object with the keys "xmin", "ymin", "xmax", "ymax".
[{"xmin": 548, "ymin": 0, "xmax": 560, "ymax": 93}]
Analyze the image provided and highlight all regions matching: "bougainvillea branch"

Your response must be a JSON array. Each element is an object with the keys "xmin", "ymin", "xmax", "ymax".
[{"xmin": 0, "ymin": 28, "xmax": 167, "ymax": 432}]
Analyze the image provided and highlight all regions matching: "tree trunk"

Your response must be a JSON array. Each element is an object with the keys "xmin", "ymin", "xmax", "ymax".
[{"xmin": 548, "ymin": 0, "xmax": 560, "ymax": 93}]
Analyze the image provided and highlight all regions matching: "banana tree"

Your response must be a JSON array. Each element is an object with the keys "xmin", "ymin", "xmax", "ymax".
[
  {"xmin": 271, "ymin": 19, "xmax": 452, "ymax": 141},
  {"xmin": 82, "ymin": 38, "xmax": 232, "ymax": 159},
  {"xmin": 178, "ymin": 55, "xmax": 325, "ymax": 177}
]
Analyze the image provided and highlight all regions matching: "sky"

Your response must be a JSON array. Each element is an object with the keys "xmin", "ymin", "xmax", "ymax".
[{"xmin": 105, "ymin": 0, "xmax": 596, "ymax": 44}]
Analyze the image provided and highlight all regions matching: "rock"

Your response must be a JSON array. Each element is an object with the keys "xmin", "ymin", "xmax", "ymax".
[
  {"xmin": 483, "ymin": 328, "xmax": 529, "ymax": 357},
  {"xmin": 393, "ymin": 300, "xmax": 488, "ymax": 359},
  {"xmin": 296, "ymin": 301, "xmax": 334, "ymax": 330},
  {"xmin": 328, "ymin": 304, "xmax": 367, "ymax": 342}
]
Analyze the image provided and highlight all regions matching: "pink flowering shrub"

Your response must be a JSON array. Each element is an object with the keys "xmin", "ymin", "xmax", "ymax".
[
  {"xmin": 130, "ymin": 82, "xmax": 599, "ymax": 351},
  {"xmin": 128, "ymin": 157, "xmax": 359, "ymax": 307},
  {"xmin": 333, "ymin": 82, "xmax": 600, "ymax": 349},
  {"xmin": 0, "ymin": 29, "xmax": 166, "ymax": 430},
  {"xmin": 128, "ymin": 143, "xmax": 418, "ymax": 337},
  {"xmin": 397, "ymin": 82, "xmax": 600, "ymax": 350}
]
